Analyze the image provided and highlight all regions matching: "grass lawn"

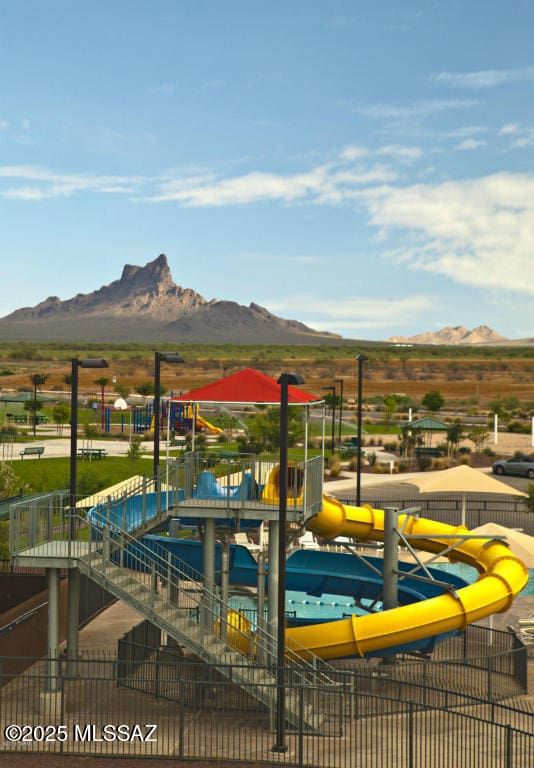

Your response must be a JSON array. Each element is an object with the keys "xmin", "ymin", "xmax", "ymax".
[{"xmin": 8, "ymin": 456, "xmax": 155, "ymax": 496}]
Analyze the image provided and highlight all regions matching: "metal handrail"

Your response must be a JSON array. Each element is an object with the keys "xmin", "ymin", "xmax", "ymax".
[{"xmin": 81, "ymin": 506, "xmax": 339, "ymax": 687}]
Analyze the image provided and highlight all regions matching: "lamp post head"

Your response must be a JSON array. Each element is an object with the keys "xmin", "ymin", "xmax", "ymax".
[
  {"xmin": 76, "ymin": 358, "xmax": 109, "ymax": 369},
  {"xmin": 156, "ymin": 352, "xmax": 185, "ymax": 364},
  {"xmin": 356, "ymin": 354, "xmax": 369, "ymax": 364},
  {"xmin": 277, "ymin": 372, "xmax": 304, "ymax": 386}
]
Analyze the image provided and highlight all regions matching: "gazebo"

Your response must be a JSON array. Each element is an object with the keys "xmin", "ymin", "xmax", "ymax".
[{"xmin": 402, "ymin": 416, "xmax": 449, "ymax": 448}]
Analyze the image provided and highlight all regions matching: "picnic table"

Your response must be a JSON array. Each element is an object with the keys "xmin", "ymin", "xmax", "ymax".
[{"xmin": 77, "ymin": 447, "xmax": 107, "ymax": 460}]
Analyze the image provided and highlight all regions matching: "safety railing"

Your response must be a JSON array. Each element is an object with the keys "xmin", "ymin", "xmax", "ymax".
[
  {"xmin": 1, "ymin": 654, "xmax": 533, "ymax": 766},
  {"xmin": 170, "ymin": 450, "xmax": 324, "ymax": 518},
  {"xmin": 80, "ymin": 505, "xmax": 339, "ymax": 689},
  {"xmin": 8, "ymin": 496, "xmax": 339, "ymax": 695}
]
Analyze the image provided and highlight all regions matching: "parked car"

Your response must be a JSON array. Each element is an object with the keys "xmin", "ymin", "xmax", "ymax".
[{"xmin": 492, "ymin": 455, "xmax": 534, "ymax": 479}]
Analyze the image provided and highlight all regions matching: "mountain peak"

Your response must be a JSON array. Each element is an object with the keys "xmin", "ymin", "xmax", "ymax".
[
  {"xmin": 388, "ymin": 325, "xmax": 508, "ymax": 345},
  {"xmin": 120, "ymin": 253, "xmax": 172, "ymax": 287},
  {"xmin": 0, "ymin": 254, "xmax": 339, "ymax": 343}
]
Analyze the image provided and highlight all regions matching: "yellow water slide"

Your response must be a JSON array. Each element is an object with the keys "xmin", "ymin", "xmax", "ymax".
[
  {"xmin": 283, "ymin": 494, "xmax": 528, "ymax": 659},
  {"xmin": 196, "ymin": 415, "xmax": 223, "ymax": 435}
]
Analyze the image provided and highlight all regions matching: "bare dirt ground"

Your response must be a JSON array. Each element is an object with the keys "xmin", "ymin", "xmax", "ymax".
[{"xmin": 0, "ymin": 758, "xmax": 257, "ymax": 768}]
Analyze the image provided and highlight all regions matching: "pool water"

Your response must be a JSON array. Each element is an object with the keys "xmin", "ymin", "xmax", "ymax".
[
  {"xmin": 228, "ymin": 565, "xmax": 534, "ymax": 624},
  {"xmin": 432, "ymin": 563, "xmax": 534, "ymax": 596}
]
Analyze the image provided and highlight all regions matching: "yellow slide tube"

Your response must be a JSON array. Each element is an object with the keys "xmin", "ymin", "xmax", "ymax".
[{"xmin": 281, "ymin": 494, "xmax": 528, "ymax": 660}]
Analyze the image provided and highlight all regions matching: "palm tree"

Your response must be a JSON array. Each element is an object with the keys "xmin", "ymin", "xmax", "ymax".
[
  {"xmin": 28, "ymin": 373, "xmax": 49, "ymax": 436},
  {"xmin": 94, "ymin": 376, "xmax": 109, "ymax": 431}
]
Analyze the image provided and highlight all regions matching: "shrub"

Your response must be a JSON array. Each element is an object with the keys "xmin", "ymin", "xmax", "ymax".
[
  {"xmin": 483, "ymin": 447, "xmax": 496, "ymax": 457},
  {"xmin": 416, "ymin": 455, "xmax": 432, "ymax": 472},
  {"xmin": 384, "ymin": 441, "xmax": 399, "ymax": 452},
  {"xmin": 349, "ymin": 456, "xmax": 358, "ymax": 472},
  {"xmin": 372, "ymin": 464, "xmax": 388, "ymax": 474},
  {"xmin": 396, "ymin": 461, "xmax": 409, "ymax": 472},
  {"xmin": 507, "ymin": 420, "xmax": 530, "ymax": 434},
  {"xmin": 328, "ymin": 456, "xmax": 342, "ymax": 477},
  {"xmin": 458, "ymin": 454, "xmax": 471, "ymax": 466},
  {"xmin": 127, "ymin": 435, "xmax": 143, "ymax": 461},
  {"xmin": 366, "ymin": 451, "xmax": 377, "ymax": 467},
  {"xmin": 458, "ymin": 446, "xmax": 471, "ymax": 454},
  {"xmin": 431, "ymin": 458, "xmax": 450, "ymax": 471}
]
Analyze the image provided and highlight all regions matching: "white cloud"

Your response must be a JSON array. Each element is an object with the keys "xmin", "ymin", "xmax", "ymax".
[
  {"xmin": 500, "ymin": 123, "xmax": 520, "ymax": 135},
  {"xmin": 498, "ymin": 122, "xmax": 534, "ymax": 148},
  {"xmin": 354, "ymin": 100, "xmax": 479, "ymax": 120},
  {"xmin": 202, "ymin": 79, "xmax": 227, "ymax": 91},
  {"xmin": 148, "ymin": 83, "xmax": 175, "ymax": 95},
  {"xmin": 433, "ymin": 67, "xmax": 534, "ymax": 89},
  {"xmin": 0, "ymin": 119, "xmax": 8, "ymax": 131},
  {"xmin": 456, "ymin": 139, "xmax": 487, "ymax": 151},
  {"xmin": 265, "ymin": 295, "xmax": 436, "ymax": 332},
  {"xmin": 360, "ymin": 173, "xmax": 534, "ymax": 295},
  {"xmin": 0, "ymin": 165, "xmax": 147, "ymax": 200}
]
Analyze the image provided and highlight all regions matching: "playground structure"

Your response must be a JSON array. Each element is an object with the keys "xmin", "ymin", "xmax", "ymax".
[{"xmin": 102, "ymin": 399, "xmax": 223, "ymax": 436}]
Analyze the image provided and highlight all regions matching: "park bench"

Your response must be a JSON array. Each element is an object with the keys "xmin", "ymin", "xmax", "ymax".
[
  {"xmin": 19, "ymin": 446, "xmax": 45, "ymax": 459},
  {"xmin": 415, "ymin": 447, "xmax": 444, "ymax": 459},
  {"xmin": 77, "ymin": 448, "xmax": 107, "ymax": 460},
  {"xmin": 338, "ymin": 438, "xmax": 363, "ymax": 459}
]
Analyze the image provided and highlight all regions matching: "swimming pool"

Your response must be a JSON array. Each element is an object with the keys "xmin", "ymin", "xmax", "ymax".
[
  {"xmin": 433, "ymin": 563, "xmax": 534, "ymax": 596},
  {"xmin": 228, "ymin": 565, "xmax": 534, "ymax": 624}
]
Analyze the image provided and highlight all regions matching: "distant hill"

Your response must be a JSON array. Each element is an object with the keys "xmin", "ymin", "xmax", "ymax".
[
  {"xmin": 0, "ymin": 254, "xmax": 341, "ymax": 344},
  {"xmin": 388, "ymin": 325, "xmax": 508, "ymax": 345}
]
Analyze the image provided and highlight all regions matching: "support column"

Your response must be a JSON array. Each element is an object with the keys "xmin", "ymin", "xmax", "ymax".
[
  {"xmin": 256, "ymin": 551, "xmax": 266, "ymax": 665},
  {"xmin": 66, "ymin": 568, "xmax": 80, "ymax": 677},
  {"xmin": 382, "ymin": 507, "xmax": 399, "ymax": 665},
  {"xmin": 47, "ymin": 568, "xmax": 60, "ymax": 692},
  {"xmin": 220, "ymin": 539, "xmax": 229, "ymax": 642},
  {"xmin": 202, "ymin": 518, "xmax": 216, "ymax": 631},
  {"xmin": 267, "ymin": 520, "xmax": 279, "ymax": 658}
]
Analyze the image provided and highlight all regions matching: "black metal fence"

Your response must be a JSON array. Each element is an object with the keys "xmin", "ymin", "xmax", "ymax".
[
  {"xmin": 0, "ymin": 653, "xmax": 533, "ymax": 766},
  {"xmin": 339, "ymin": 494, "xmax": 534, "ymax": 535}
]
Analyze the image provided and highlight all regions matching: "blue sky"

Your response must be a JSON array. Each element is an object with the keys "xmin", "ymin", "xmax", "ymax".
[{"xmin": 0, "ymin": 0, "xmax": 533, "ymax": 340}]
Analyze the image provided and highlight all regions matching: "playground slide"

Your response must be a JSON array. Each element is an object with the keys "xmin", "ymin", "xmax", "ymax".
[
  {"xmin": 196, "ymin": 415, "xmax": 223, "ymax": 435},
  {"xmin": 281, "ymin": 493, "xmax": 529, "ymax": 660}
]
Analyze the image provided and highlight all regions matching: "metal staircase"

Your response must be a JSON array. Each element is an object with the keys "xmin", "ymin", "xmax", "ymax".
[{"xmin": 77, "ymin": 509, "xmax": 337, "ymax": 731}]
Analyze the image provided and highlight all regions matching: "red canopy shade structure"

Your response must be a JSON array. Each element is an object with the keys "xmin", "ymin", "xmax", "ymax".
[{"xmin": 173, "ymin": 368, "xmax": 322, "ymax": 405}]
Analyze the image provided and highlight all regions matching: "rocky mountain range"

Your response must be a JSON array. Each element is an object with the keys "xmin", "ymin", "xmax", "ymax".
[
  {"xmin": 388, "ymin": 325, "xmax": 508, "ymax": 345},
  {"xmin": 0, "ymin": 254, "xmax": 340, "ymax": 344}
]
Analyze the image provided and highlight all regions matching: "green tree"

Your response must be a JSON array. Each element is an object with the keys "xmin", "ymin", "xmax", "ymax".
[
  {"xmin": 0, "ymin": 463, "xmax": 29, "ymax": 557},
  {"xmin": 127, "ymin": 434, "xmax": 143, "ymax": 461},
  {"xmin": 28, "ymin": 373, "xmax": 49, "ymax": 435},
  {"xmin": 23, "ymin": 397, "xmax": 44, "ymax": 430},
  {"xmin": 237, "ymin": 406, "xmax": 304, "ymax": 454},
  {"xmin": 95, "ymin": 376, "xmax": 110, "ymax": 429},
  {"xmin": 421, "ymin": 390, "xmax": 445, "ymax": 413},
  {"xmin": 467, "ymin": 426, "xmax": 490, "ymax": 453},
  {"xmin": 446, "ymin": 419, "xmax": 464, "ymax": 458},
  {"xmin": 136, "ymin": 382, "xmax": 155, "ymax": 398},
  {"xmin": 115, "ymin": 382, "xmax": 131, "ymax": 399},
  {"xmin": 382, "ymin": 395, "xmax": 398, "ymax": 427},
  {"xmin": 399, "ymin": 425, "xmax": 424, "ymax": 457},
  {"xmin": 52, "ymin": 402, "xmax": 70, "ymax": 437}
]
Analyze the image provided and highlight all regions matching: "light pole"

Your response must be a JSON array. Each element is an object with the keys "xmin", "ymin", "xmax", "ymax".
[
  {"xmin": 322, "ymin": 385, "xmax": 336, "ymax": 456},
  {"xmin": 153, "ymin": 352, "xmax": 185, "ymax": 483},
  {"xmin": 274, "ymin": 372, "xmax": 304, "ymax": 753},
  {"xmin": 356, "ymin": 354, "xmax": 369, "ymax": 506},
  {"xmin": 334, "ymin": 377, "xmax": 344, "ymax": 447},
  {"xmin": 70, "ymin": 358, "xmax": 108, "ymax": 536}
]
